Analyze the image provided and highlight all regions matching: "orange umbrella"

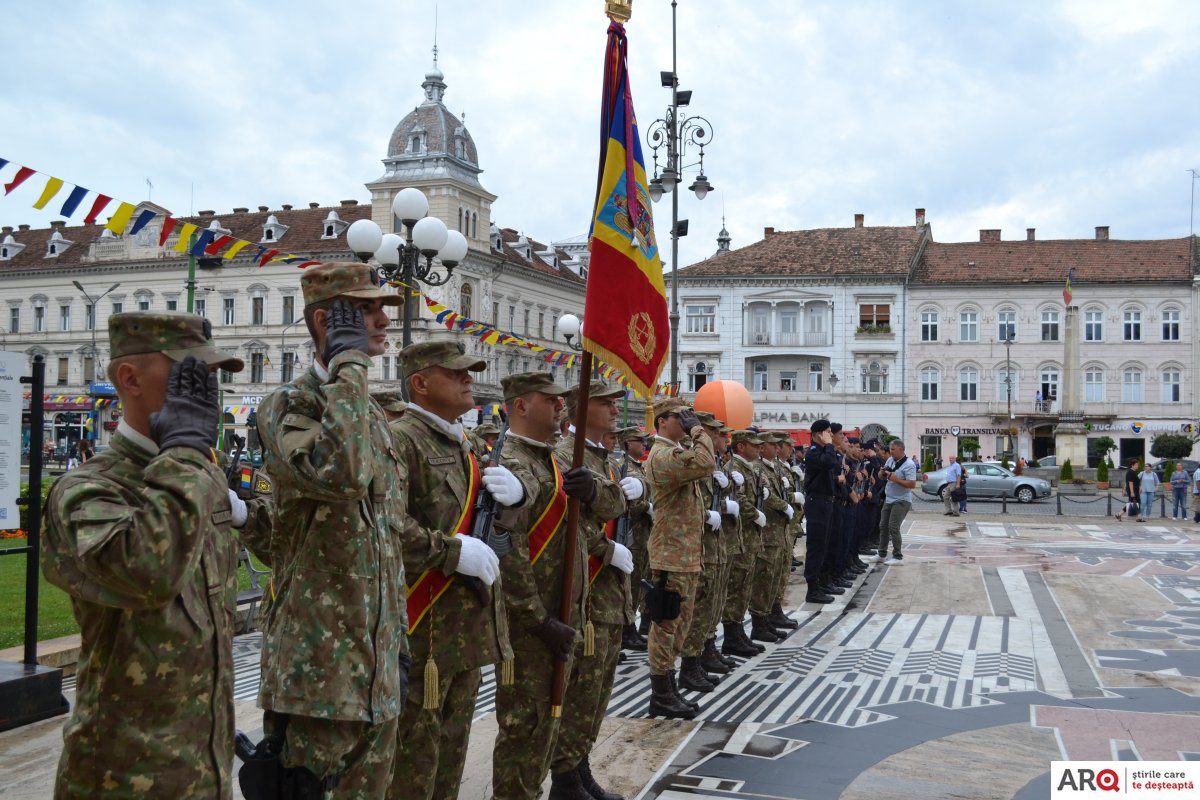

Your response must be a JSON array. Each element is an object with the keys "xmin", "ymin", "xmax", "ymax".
[{"xmin": 693, "ymin": 380, "xmax": 754, "ymax": 429}]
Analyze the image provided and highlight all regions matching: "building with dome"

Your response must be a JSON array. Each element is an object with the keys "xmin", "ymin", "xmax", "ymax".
[{"xmin": 0, "ymin": 63, "xmax": 589, "ymax": 456}]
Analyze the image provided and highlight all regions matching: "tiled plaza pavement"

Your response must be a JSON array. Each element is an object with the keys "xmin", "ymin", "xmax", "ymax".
[{"xmin": 5, "ymin": 513, "xmax": 1199, "ymax": 798}]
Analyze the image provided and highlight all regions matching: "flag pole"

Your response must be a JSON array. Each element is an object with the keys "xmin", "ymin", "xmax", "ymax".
[{"xmin": 551, "ymin": 350, "xmax": 592, "ymax": 715}]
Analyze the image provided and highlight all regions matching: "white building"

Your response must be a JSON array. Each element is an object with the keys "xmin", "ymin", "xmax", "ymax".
[{"xmin": 0, "ymin": 65, "xmax": 587, "ymax": 454}]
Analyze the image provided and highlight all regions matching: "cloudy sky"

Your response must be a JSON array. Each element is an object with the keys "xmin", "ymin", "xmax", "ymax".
[{"xmin": 3, "ymin": 0, "xmax": 1199, "ymax": 270}]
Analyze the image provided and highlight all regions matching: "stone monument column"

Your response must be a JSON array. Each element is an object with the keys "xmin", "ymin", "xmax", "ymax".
[{"xmin": 1055, "ymin": 305, "xmax": 1089, "ymax": 466}]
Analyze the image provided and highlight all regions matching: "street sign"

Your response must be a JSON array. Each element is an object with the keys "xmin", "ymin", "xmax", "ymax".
[{"xmin": 0, "ymin": 352, "xmax": 25, "ymax": 526}]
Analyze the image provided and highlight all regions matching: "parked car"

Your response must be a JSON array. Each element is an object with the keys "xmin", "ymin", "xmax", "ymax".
[
  {"xmin": 237, "ymin": 449, "xmax": 264, "ymax": 468},
  {"xmin": 1034, "ymin": 455, "xmax": 1057, "ymax": 468},
  {"xmin": 921, "ymin": 462, "xmax": 1052, "ymax": 504},
  {"xmin": 1152, "ymin": 459, "xmax": 1200, "ymax": 482}
]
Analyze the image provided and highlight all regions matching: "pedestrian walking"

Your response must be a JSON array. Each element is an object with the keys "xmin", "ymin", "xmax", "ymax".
[
  {"xmin": 1139, "ymin": 463, "xmax": 1160, "ymax": 522},
  {"xmin": 1115, "ymin": 458, "xmax": 1141, "ymax": 521},
  {"xmin": 877, "ymin": 440, "xmax": 918, "ymax": 565},
  {"xmin": 1171, "ymin": 462, "xmax": 1190, "ymax": 520},
  {"xmin": 942, "ymin": 455, "xmax": 962, "ymax": 517}
]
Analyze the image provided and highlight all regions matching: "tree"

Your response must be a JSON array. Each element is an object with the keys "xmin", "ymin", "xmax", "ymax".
[
  {"xmin": 1097, "ymin": 458, "xmax": 1110, "ymax": 484},
  {"xmin": 1091, "ymin": 436, "xmax": 1117, "ymax": 457},
  {"xmin": 958, "ymin": 437, "xmax": 980, "ymax": 459},
  {"xmin": 1150, "ymin": 433, "xmax": 1195, "ymax": 460},
  {"xmin": 1060, "ymin": 459, "xmax": 1074, "ymax": 481}
]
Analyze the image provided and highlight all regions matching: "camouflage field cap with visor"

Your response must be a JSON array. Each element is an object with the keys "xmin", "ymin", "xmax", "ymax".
[
  {"xmin": 473, "ymin": 422, "xmax": 501, "ymax": 437},
  {"xmin": 695, "ymin": 411, "xmax": 727, "ymax": 431},
  {"xmin": 651, "ymin": 397, "xmax": 690, "ymax": 418},
  {"xmin": 567, "ymin": 381, "xmax": 626, "ymax": 406},
  {"xmin": 398, "ymin": 339, "xmax": 486, "ymax": 377},
  {"xmin": 617, "ymin": 425, "xmax": 649, "ymax": 443},
  {"xmin": 300, "ymin": 261, "xmax": 402, "ymax": 307},
  {"xmin": 370, "ymin": 390, "xmax": 408, "ymax": 414},
  {"xmin": 501, "ymin": 371, "xmax": 569, "ymax": 402},
  {"xmin": 109, "ymin": 312, "xmax": 244, "ymax": 372},
  {"xmin": 730, "ymin": 429, "xmax": 763, "ymax": 446}
]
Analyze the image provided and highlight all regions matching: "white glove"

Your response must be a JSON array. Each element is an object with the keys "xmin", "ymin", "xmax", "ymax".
[
  {"xmin": 754, "ymin": 510, "xmax": 767, "ymax": 527},
  {"xmin": 731, "ymin": 470, "xmax": 745, "ymax": 486},
  {"xmin": 784, "ymin": 504, "xmax": 794, "ymax": 520},
  {"xmin": 227, "ymin": 489, "xmax": 248, "ymax": 528},
  {"xmin": 619, "ymin": 476, "xmax": 644, "ymax": 501},
  {"xmin": 791, "ymin": 464, "xmax": 804, "ymax": 478},
  {"xmin": 793, "ymin": 491, "xmax": 803, "ymax": 504},
  {"xmin": 454, "ymin": 533, "xmax": 500, "ymax": 585},
  {"xmin": 647, "ymin": 502, "xmax": 654, "ymax": 519},
  {"xmin": 762, "ymin": 486, "xmax": 770, "ymax": 499},
  {"xmin": 725, "ymin": 498, "xmax": 740, "ymax": 516},
  {"xmin": 713, "ymin": 470, "xmax": 729, "ymax": 488},
  {"xmin": 782, "ymin": 476, "xmax": 791, "ymax": 490},
  {"xmin": 482, "ymin": 465, "xmax": 524, "ymax": 507},
  {"xmin": 611, "ymin": 542, "xmax": 634, "ymax": 574},
  {"xmin": 706, "ymin": 510, "xmax": 723, "ymax": 530}
]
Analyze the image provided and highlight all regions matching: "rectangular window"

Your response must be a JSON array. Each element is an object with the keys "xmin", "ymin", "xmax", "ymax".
[
  {"xmin": 685, "ymin": 304, "xmax": 716, "ymax": 334},
  {"xmin": 808, "ymin": 362, "xmax": 822, "ymax": 392},
  {"xmin": 220, "ymin": 368, "xmax": 233, "ymax": 383},
  {"xmin": 1123, "ymin": 310, "xmax": 1141, "ymax": 341},
  {"xmin": 960, "ymin": 368, "xmax": 978, "ymax": 401},
  {"xmin": 1040, "ymin": 310, "xmax": 1060, "ymax": 341},
  {"xmin": 508, "ymin": 306, "xmax": 515, "ymax": 331},
  {"xmin": 281, "ymin": 352, "xmax": 296, "ymax": 383},
  {"xmin": 223, "ymin": 298, "xmax": 235, "ymax": 326},
  {"xmin": 780, "ymin": 371, "xmax": 797, "ymax": 391},
  {"xmin": 538, "ymin": 312, "xmax": 544, "ymax": 339},
  {"xmin": 85, "ymin": 304, "xmax": 94, "ymax": 331},
  {"xmin": 195, "ymin": 298, "xmax": 205, "ymax": 318},
  {"xmin": 920, "ymin": 367, "xmax": 939, "ymax": 401},
  {"xmin": 83, "ymin": 356, "xmax": 94, "ymax": 383},
  {"xmin": 9, "ymin": 307, "xmax": 18, "ymax": 333},
  {"xmin": 1084, "ymin": 309, "xmax": 1103, "ymax": 341},
  {"xmin": 166, "ymin": 299, "xmax": 178, "ymax": 311},
  {"xmin": 250, "ymin": 353, "xmax": 264, "ymax": 383},
  {"xmin": 752, "ymin": 364, "xmax": 767, "ymax": 391},
  {"xmin": 251, "ymin": 296, "xmax": 265, "ymax": 325},
  {"xmin": 382, "ymin": 356, "xmax": 392, "ymax": 382},
  {"xmin": 997, "ymin": 310, "xmax": 1016, "ymax": 341},
  {"xmin": 282, "ymin": 295, "xmax": 295, "ymax": 324},
  {"xmin": 1162, "ymin": 369, "xmax": 1181, "ymax": 403},
  {"xmin": 1122, "ymin": 368, "xmax": 1143, "ymax": 402},
  {"xmin": 689, "ymin": 370, "xmax": 708, "ymax": 393},
  {"xmin": 920, "ymin": 311, "xmax": 938, "ymax": 342},
  {"xmin": 111, "ymin": 302, "xmax": 122, "ymax": 315},
  {"xmin": 996, "ymin": 367, "xmax": 1018, "ymax": 402},
  {"xmin": 861, "ymin": 370, "xmax": 887, "ymax": 394},
  {"xmin": 779, "ymin": 309, "xmax": 798, "ymax": 334},
  {"xmin": 523, "ymin": 309, "xmax": 530, "ymax": 335},
  {"xmin": 34, "ymin": 305, "xmax": 45, "ymax": 332},
  {"xmin": 1084, "ymin": 368, "xmax": 1104, "ymax": 402},
  {"xmin": 57, "ymin": 357, "xmax": 68, "ymax": 385},
  {"xmin": 1162, "ymin": 309, "xmax": 1180, "ymax": 341},
  {"xmin": 138, "ymin": 300, "xmax": 150, "ymax": 311},
  {"xmin": 858, "ymin": 303, "xmax": 890, "ymax": 328},
  {"xmin": 920, "ymin": 434, "xmax": 941, "ymax": 468},
  {"xmin": 59, "ymin": 305, "xmax": 70, "ymax": 332},
  {"xmin": 492, "ymin": 302, "xmax": 500, "ymax": 325},
  {"xmin": 959, "ymin": 310, "xmax": 978, "ymax": 342}
]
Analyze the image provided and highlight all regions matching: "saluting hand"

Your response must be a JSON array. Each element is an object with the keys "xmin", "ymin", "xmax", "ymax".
[
  {"xmin": 322, "ymin": 299, "xmax": 369, "ymax": 363},
  {"xmin": 150, "ymin": 356, "xmax": 219, "ymax": 456}
]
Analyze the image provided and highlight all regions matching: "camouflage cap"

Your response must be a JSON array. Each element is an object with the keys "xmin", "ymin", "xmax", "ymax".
[
  {"xmin": 370, "ymin": 389, "xmax": 408, "ymax": 414},
  {"xmin": 301, "ymin": 261, "xmax": 402, "ymax": 306},
  {"xmin": 109, "ymin": 312, "xmax": 244, "ymax": 372},
  {"xmin": 473, "ymin": 422, "xmax": 501, "ymax": 437},
  {"xmin": 652, "ymin": 397, "xmax": 689, "ymax": 418},
  {"xmin": 398, "ymin": 338, "xmax": 485, "ymax": 376},
  {"xmin": 695, "ymin": 411, "xmax": 727, "ymax": 431},
  {"xmin": 618, "ymin": 425, "xmax": 649, "ymax": 443},
  {"xmin": 730, "ymin": 429, "xmax": 762, "ymax": 446},
  {"xmin": 502, "ymin": 371, "xmax": 569, "ymax": 401},
  {"xmin": 567, "ymin": 381, "xmax": 626, "ymax": 405}
]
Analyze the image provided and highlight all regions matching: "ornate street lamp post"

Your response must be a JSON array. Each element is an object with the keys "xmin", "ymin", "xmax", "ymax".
[{"xmin": 72, "ymin": 280, "xmax": 120, "ymax": 442}]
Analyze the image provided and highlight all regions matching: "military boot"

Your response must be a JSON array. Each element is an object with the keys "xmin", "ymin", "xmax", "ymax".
[
  {"xmin": 577, "ymin": 755, "xmax": 625, "ymax": 800},
  {"xmin": 701, "ymin": 638, "xmax": 733, "ymax": 673},
  {"xmin": 751, "ymin": 614, "xmax": 781, "ymax": 643},
  {"xmin": 649, "ymin": 673, "xmax": 697, "ymax": 719},
  {"xmin": 549, "ymin": 766, "xmax": 596, "ymax": 800},
  {"xmin": 741, "ymin": 623, "xmax": 767, "ymax": 653},
  {"xmin": 721, "ymin": 621, "xmax": 760, "ymax": 658},
  {"xmin": 622, "ymin": 623, "xmax": 647, "ymax": 652},
  {"xmin": 711, "ymin": 635, "xmax": 739, "ymax": 668},
  {"xmin": 669, "ymin": 669, "xmax": 702, "ymax": 711},
  {"xmin": 769, "ymin": 603, "xmax": 800, "ymax": 630},
  {"xmin": 679, "ymin": 656, "xmax": 717, "ymax": 692}
]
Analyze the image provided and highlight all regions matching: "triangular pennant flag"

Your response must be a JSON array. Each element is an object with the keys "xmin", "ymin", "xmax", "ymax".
[
  {"xmin": 157, "ymin": 217, "xmax": 177, "ymax": 247},
  {"xmin": 4, "ymin": 166, "xmax": 35, "ymax": 195},
  {"xmin": 204, "ymin": 234, "xmax": 233, "ymax": 255},
  {"xmin": 172, "ymin": 223, "xmax": 198, "ymax": 252},
  {"xmin": 128, "ymin": 209, "xmax": 156, "ymax": 236},
  {"xmin": 83, "ymin": 194, "xmax": 112, "ymax": 225},
  {"xmin": 257, "ymin": 248, "xmax": 280, "ymax": 267},
  {"xmin": 222, "ymin": 240, "xmax": 250, "ymax": 260},
  {"xmin": 189, "ymin": 229, "xmax": 216, "ymax": 256},
  {"xmin": 104, "ymin": 202, "xmax": 137, "ymax": 235},
  {"xmin": 32, "ymin": 177, "xmax": 64, "ymax": 209},
  {"xmin": 60, "ymin": 186, "xmax": 88, "ymax": 218}
]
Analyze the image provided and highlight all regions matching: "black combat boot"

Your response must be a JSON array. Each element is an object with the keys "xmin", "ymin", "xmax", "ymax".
[
  {"xmin": 741, "ymin": 623, "xmax": 767, "ymax": 653},
  {"xmin": 769, "ymin": 602, "xmax": 800, "ymax": 630},
  {"xmin": 668, "ymin": 669, "xmax": 701, "ymax": 711},
  {"xmin": 721, "ymin": 621, "xmax": 760, "ymax": 657},
  {"xmin": 577, "ymin": 755, "xmax": 625, "ymax": 800},
  {"xmin": 698, "ymin": 639, "xmax": 731, "ymax": 675},
  {"xmin": 805, "ymin": 589, "xmax": 834, "ymax": 604},
  {"xmin": 710, "ymin": 636, "xmax": 738, "ymax": 668},
  {"xmin": 549, "ymin": 766, "xmax": 596, "ymax": 800},
  {"xmin": 751, "ymin": 614, "xmax": 781, "ymax": 643},
  {"xmin": 622, "ymin": 623, "xmax": 647, "ymax": 652},
  {"xmin": 648, "ymin": 673, "xmax": 697, "ymax": 719},
  {"xmin": 679, "ymin": 656, "xmax": 717, "ymax": 692}
]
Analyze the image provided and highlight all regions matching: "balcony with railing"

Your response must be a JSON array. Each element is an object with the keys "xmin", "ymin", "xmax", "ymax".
[{"xmin": 744, "ymin": 330, "xmax": 831, "ymax": 347}]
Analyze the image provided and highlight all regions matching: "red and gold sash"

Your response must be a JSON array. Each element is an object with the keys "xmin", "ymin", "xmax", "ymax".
[
  {"xmin": 587, "ymin": 464, "xmax": 620, "ymax": 585},
  {"xmin": 406, "ymin": 451, "xmax": 481, "ymax": 633},
  {"xmin": 527, "ymin": 457, "xmax": 568, "ymax": 565}
]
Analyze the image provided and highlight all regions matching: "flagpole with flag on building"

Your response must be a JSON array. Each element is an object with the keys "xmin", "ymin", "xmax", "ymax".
[
  {"xmin": 1063, "ymin": 268, "xmax": 1074, "ymax": 306},
  {"xmin": 551, "ymin": 0, "xmax": 669, "ymax": 716}
]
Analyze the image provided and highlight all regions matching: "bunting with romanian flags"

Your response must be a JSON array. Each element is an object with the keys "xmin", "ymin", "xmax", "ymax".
[{"xmin": 579, "ymin": 20, "xmax": 668, "ymax": 399}]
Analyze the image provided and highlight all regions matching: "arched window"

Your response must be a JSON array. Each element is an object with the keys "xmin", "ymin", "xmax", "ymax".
[
  {"xmin": 471, "ymin": 212, "xmax": 478, "ymax": 239},
  {"xmin": 920, "ymin": 366, "xmax": 939, "ymax": 401},
  {"xmin": 1084, "ymin": 366, "xmax": 1105, "ymax": 402},
  {"xmin": 689, "ymin": 361, "xmax": 710, "ymax": 393},
  {"xmin": 959, "ymin": 366, "xmax": 979, "ymax": 401},
  {"xmin": 460, "ymin": 283, "xmax": 473, "ymax": 318},
  {"xmin": 458, "ymin": 208, "xmax": 464, "ymax": 233},
  {"xmin": 919, "ymin": 309, "xmax": 938, "ymax": 342},
  {"xmin": 1122, "ymin": 366, "xmax": 1143, "ymax": 402}
]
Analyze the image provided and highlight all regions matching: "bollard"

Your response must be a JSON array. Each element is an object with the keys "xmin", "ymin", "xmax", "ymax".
[
  {"xmin": 1161, "ymin": 493, "xmax": 1167, "ymax": 519},
  {"xmin": 1056, "ymin": 492, "xmax": 1062, "ymax": 515},
  {"xmin": 1107, "ymin": 493, "xmax": 1112, "ymax": 516},
  {"xmin": 1001, "ymin": 492, "xmax": 1007, "ymax": 514}
]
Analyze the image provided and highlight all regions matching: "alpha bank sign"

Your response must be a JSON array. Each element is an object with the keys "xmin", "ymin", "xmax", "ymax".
[{"xmin": 753, "ymin": 410, "xmax": 831, "ymax": 425}]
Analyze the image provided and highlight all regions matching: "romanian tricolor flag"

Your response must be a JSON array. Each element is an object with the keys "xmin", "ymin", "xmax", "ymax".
[
  {"xmin": 1063, "ymin": 268, "xmax": 1074, "ymax": 306},
  {"xmin": 239, "ymin": 467, "xmax": 253, "ymax": 492},
  {"xmin": 580, "ymin": 21, "xmax": 668, "ymax": 399}
]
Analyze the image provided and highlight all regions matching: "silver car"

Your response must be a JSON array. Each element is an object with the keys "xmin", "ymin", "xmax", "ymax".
[{"xmin": 921, "ymin": 462, "xmax": 1052, "ymax": 504}]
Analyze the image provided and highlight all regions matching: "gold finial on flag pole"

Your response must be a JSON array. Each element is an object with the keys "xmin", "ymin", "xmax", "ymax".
[{"xmin": 606, "ymin": 0, "xmax": 632, "ymax": 23}]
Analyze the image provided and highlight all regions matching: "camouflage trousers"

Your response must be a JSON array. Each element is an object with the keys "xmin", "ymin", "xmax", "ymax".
[
  {"xmin": 777, "ymin": 522, "xmax": 800, "ymax": 604},
  {"xmin": 748, "ymin": 528, "xmax": 789, "ymax": 616},
  {"xmin": 630, "ymin": 544, "xmax": 650, "ymax": 616},
  {"xmin": 721, "ymin": 530, "xmax": 759, "ymax": 623},
  {"xmin": 681, "ymin": 557, "xmax": 729, "ymax": 656},
  {"xmin": 271, "ymin": 711, "xmax": 398, "ymax": 799},
  {"xmin": 493, "ymin": 630, "xmax": 578, "ymax": 800},
  {"xmin": 387, "ymin": 665, "xmax": 482, "ymax": 800},
  {"xmin": 647, "ymin": 571, "xmax": 700, "ymax": 675},
  {"xmin": 550, "ymin": 620, "xmax": 621, "ymax": 775}
]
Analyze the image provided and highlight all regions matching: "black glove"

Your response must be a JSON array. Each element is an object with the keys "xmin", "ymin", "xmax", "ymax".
[
  {"xmin": 530, "ymin": 616, "xmax": 576, "ymax": 662},
  {"xmin": 677, "ymin": 408, "xmax": 700, "ymax": 433},
  {"xmin": 398, "ymin": 652, "xmax": 412, "ymax": 708},
  {"xmin": 563, "ymin": 467, "xmax": 597, "ymax": 503},
  {"xmin": 322, "ymin": 299, "xmax": 369, "ymax": 364},
  {"xmin": 150, "ymin": 356, "xmax": 219, "ymax": 456}
]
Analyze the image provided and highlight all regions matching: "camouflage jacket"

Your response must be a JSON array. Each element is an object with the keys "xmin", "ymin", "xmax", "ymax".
[
  {"xmin": 256, "ymin": 352, "xmax": 408, "ymax": 723},
  {"xmin": 495, "ymin": 432, "xmax": 588, "ymax": 642},
  {"xmin": 755, "ymin": 458, "xmax": 789, "ymax": 545},
  {"xmin": 697, "ymin": 469, "xmax": 725, "ymax": 566},
  {"xmin": 644, "ymin": 429, "xmax": 716, "ymax": 573},
  {"xmin": 42, "ymin": 429, "xmax": 266, "ymax": 798},
  {"xmin": 718, "ymin": 459, "xmax": 743, "ymax": 558},
  {"xmin": 622, "ymin": 455, "xmax": 653, "ymax": 554},
  {"xmin": 390, "ymin": 406, "xmax": 510, "ymax": 673},
  {"xmin": 553, "ymin": 432, "xmax": 629, "ymax": 626}
]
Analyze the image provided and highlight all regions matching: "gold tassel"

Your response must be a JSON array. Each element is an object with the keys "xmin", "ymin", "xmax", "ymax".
[
  {"xmin": 500, "ymin": 657, "xmax": 515, "ymax": 686},
  {"xmin": 583, "ymin": 620, "xmax": 596, "ymax": 657},
  {"xmin": 423, "ymin": 657, "xmax": 439, "ymax": 710}
]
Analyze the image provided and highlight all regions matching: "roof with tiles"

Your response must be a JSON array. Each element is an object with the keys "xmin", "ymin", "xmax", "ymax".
[
  {"xmin": 497, "ymin": 227, "xmax": 582, "ymax": 282},
  {"xmin": 915, "ymin": 233, "xmax": 1197, "ymax": 285},
  {"xmin": 677, "ymin": 222, "xmax": 927, "ymax": 278}
]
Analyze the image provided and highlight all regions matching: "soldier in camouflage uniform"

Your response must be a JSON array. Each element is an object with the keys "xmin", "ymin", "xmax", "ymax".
[
  {"xmin": 720, "ymin": 430, "xmax": 768, "ymax": 658},
  {"xmin": 766, "ymin": 435, "xmax": 802, "ymax": 632},
  {"xmin": 616, "ymin": 426, "xmax": 651, "ymax": 651},
  {"xmin": 469, "ymin": 421, "xmax": 500, "ymax": 462},
  {"xmin": 388, "ymin": 340, "xmax": 523, "ymax": 800},
  {"xmin": 490, "ymin": 372, "xmax": 585, "ymax": 800},
  {"xmin": 549, "ymin": 381, "xmax": 636, "ymax": 800},
  {"xmin": 643, "ymin": 399, "xmax": 715, "ymax": 719},
  {"xmin": 679, "ymin": 412, "xmax": 737, "ymax": 691},
  {"xmin": 42, "ymin": 313, "xmax": 269, "ymax": 799},
  {"xmin": 748, "ymin": 433, "xmax": 795, "ymax": 643},
  {"xmin": 371, "ymin": 389, "xmax": 407, "ymax": 422},
  {"xmin": 256, "ymin": 262, "xmax": 410, "ymax": 796}
]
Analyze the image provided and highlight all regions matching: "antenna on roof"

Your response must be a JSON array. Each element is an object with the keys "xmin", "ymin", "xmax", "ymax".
[{"xmin": 432, "ymin": 1, "xmax": 439, "ymax": 69}]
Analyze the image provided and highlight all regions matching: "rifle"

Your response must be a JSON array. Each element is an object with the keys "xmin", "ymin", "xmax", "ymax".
[
  {"xmin": 463, "ymin": 426, "xmax": 511, "ymax": 606},
  {"xmin": 226, "ymin": 434, "xmax": 246, "ymax": 490},
  {"xmin": 709, "ymin": 468, "xmax": 724, "ymax": 532},
  {"xmin": 613, "ymin": 454, "xmax": 633, "ymax": 549}
]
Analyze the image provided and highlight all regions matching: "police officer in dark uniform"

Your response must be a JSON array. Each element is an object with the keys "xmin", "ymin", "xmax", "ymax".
[{"xmin": 803, "ymin": 420, "xmax": 838, "ymax": 604}]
